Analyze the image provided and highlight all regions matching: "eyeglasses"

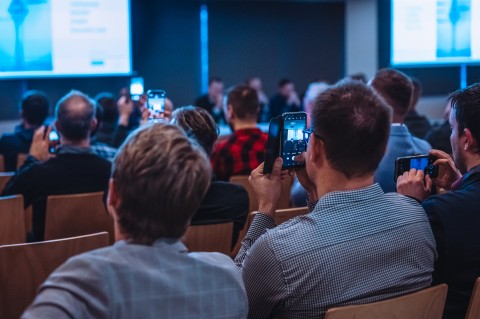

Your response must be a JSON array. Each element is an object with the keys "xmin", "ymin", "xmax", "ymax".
[{"xmin": 302, "ymin": 129, "xmax": 325, "ymax": 144}]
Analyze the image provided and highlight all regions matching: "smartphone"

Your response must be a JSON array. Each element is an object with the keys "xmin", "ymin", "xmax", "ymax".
[
  {"xmin": 48, "ymin": 130, "xmax": 60, "ymax": 154},
  {"xmin": 394, "ymin": 155, "xmax": 439, "ymax": 182},
  {"xmin": 147, "ymin": 89, "xmax": 166, "ymax": 119},
  {"xmin": 130, "ymin": 77, "xmax": 144, "ymax": 101},
  {"xmin": 281, "ymin": 112, "xmax": 308, "ymax": 169},
  {"xmin": 263, "ymin": 116, "xmax": 282, "ymax": 174}
]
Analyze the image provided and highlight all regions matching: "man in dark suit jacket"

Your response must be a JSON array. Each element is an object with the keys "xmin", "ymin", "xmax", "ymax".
[
  {"xmin": 397, "ymin": 82, "xmax": 480, "ymax": 319},
  {"xmin": 0, "ymin": 90, "xmax": 49, "ymax": 171},
  {"xmin": 2, "ymin": 90, "xmax": 111, "ymax": 241}
]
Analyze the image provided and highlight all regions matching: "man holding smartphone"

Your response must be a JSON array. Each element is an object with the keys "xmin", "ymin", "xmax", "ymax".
[{"xmin": 397, "ymin": 83, "xmax": 480, "ymax": 319}]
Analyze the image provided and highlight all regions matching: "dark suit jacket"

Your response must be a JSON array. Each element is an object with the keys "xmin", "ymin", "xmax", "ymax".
[
  {"xmin": 2, "ymin": 151, "xmax": 111, "ymax": 241},
  {"xmin": 422, "ymin": 166, "xmax": 480, "ymax": 319},
  {"xmin": 0, "ymin": 125, "xmax": 35, "ymax": 171}
]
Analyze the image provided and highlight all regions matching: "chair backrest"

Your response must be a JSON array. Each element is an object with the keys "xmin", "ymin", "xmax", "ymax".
[
  {"xmin": 0, "ymin": 195, "xmax": 26, "ymax": 245},
  {"xmin": 0, "ymin": 154, "xmax": 4, "ymax": 172},
  {"xmin": 324, "ymin": 284, "xmax": 448, "ymax": 319},
  {"xmin": 275, "ymin": 206, "xmax": 309, "ymax": 225},
  {"xmin": 229, "ymin": 174, "xmax": 294, "ymax": 213},
  {"xmin": 44, "ymin": 192, "xmax": 114, "ymax": 243},
  {"xmin": 16, "ymin": 153, "xmax": 28, "ymax": 169},
  {"xmin": 466, "ymin": 277, "xmax": 480, "ymax": 319},
  {"xmin": 0, "ymin": 172, "xmax": 14, "ymax": 193},
  {"xmin": 183, "ymin": 222, "xmax": 233, "ymax": 255},
  {"xmin": 0, "ymin": 232, "xmax": 109, "ymax": 319}
]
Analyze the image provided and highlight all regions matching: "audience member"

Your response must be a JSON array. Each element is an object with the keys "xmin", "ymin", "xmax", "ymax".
[
  {"xmin": 93, "ymin": 92, "xmax": 118, "ymax": 146},
  {"xmin": 2, "ymin": 90, "xmax": 111, "ymax": 241},
  {"xmin": 171, "ymin": 106, "xmax": 248, "ymax": 246},
  {"xmin": 22, "ymin": 123, "xmax": 248, "ymax": 319},
  {"xmin": 246, "ymin": 76, "xmax": 269, "ymax": 122},
  {"xmin": 397, "ymin": 82, "xmax": 480, "ymax": 319},
  {"xmin": 425, "ymin": 102, "xmax": 453, "ymax": 154},
  {"xmin": 349, "ymin": 72, "xmax": 368, "ymax": 83},
  {"xmin": 235, "ymin": 80, "xmax": 435, "ymax": 319},
  {"xmin": 89, "ymin": 101, "xmax": 118, "ymax": 162},
  {"xmin": 268, "ymin": 78, "xmax": 301, "ymax": 120},
  {"xmin": 194, "ymin": 76, "xmax": 225, "ymax": 124},
  {"xmin": 371, "ymin": 68, "xmax": 431, "ymax": 192},
  {"xmin": 404, "ymin": 77, "xmax": 432, "ymax": 138},
  {"xmin": 211, "ymin": 85, "xmax": 267, "ymax": 181},
  {"xmin": 0, "ymin": 90, "xmax": 49, "ymax": 171}
]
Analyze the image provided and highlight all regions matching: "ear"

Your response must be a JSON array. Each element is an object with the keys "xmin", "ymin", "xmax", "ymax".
[
  {"xmin": 90, "ymin": 118, "xmax": 98, "ymax": 132},
  {"xmin": 463, "ymin": 128, "xmax": 478, "ymax": 152},
  {"xmin": 107, "ymin": 179, "xmax": 118, "ymax": 219},
  {"xmin": 309, "ymin": 135, "xmax": 325, "ymax": 166},
  {"xmin": 227, "ymin": 104, "xmax": 234, "ymax": 120}
]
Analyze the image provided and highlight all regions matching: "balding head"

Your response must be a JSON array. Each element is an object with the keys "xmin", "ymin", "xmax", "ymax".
[{"xmin": 55, "ymin": 90, "xmax": 96, "ymax": 142}]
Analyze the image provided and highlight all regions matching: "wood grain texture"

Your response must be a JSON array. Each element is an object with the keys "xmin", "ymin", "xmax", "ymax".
[
  {"xmin": 0, "ymin": 195, "xmax": 26, "ymax": 245},
  {"xmin": 183, "ymin": 222, "xmax": 233, "ymax": 255},
  {"xmin": 466, "ymin": 278, "xmax": 480, "ymax": 319}
]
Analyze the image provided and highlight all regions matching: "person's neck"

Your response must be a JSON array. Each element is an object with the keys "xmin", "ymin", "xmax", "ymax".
[
  {"xmin": 61, "ymin": 138, "xmax": 90, "ymax": 148},
  {"xmin": 465, "ymin": 156, "xmax": 480, "ymax": 173},
  {"xmin": 392, "ymin": 114, "xmax": 405, "ymax": 124},
  {"xmin": 232, "ymin": 120, "xmax": 257, "ymax": 131},
  {"xmin": 314, "ymin": 169, "xmax": 375, "ymax": 199},
  {"xmin": 22, "ymin": 121, "xmax": 37, "ymax": 130}
]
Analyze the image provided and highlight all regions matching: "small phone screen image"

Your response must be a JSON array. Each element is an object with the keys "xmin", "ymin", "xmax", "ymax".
[
  {"xmin": 282, "ymin": 113, "xmax": 307, "ymax": 167},
  {"xmin": 130, "ymin": 77, "xmax": 144, "ymax": 101},
  {"xmin": 48, "ymin": 130, "xmax": 60, "ymax": 154},
  {"xmin": 147, "ymin": 90, "xmax": 166, "ymax": 116},
  {"xmin": 410, "ymin": 157, "xmax": 428, "ymax": 171}
]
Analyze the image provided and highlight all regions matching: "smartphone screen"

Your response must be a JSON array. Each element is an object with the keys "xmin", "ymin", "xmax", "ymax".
[
  {"xmin": 130, "ymin": 77, "xmax": 144, "ymax": 101},
  {"xmin": 281, "ymin": 112, "xmax": 307, "ymax": 168},
  {"xmin": 48, "ymin": 130, "xmax": 60, "ymax": 154},
  {"xmin": 394, "ymin": 155, "xmax": 438, "ymax": 181},
  {"xmin": 147, "ymin": 90, "xmax": 166, "ymax": 118},
  {"xmin": 263, "ymin": 116, "xmax": 282, "ymax": 174}
]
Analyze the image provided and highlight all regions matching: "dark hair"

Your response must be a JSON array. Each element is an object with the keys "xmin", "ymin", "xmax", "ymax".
[
  {"xmin": 311, "ymin": 79, "xmax": 391, "ymax": 178},
  {"xmin": 20, "ymin": 90, "xmax": 49, "ymax": 126},
  {"xmin": 172, "ymin": 106, "xmax": 218, "ymax": 156},
  {"xmin": 95, "ymin": 92, "xmax": 117, "ymax": 123},
  {"xmin": 349, "ymin": 72, "xmax": 368, "ymax": 84},
  {"xmin": 55, "ymin": 90, "xmax": 95, "ymax": 142},
  {"xmin": 208, "ymin": 76, "xmax": 223, "ymax": 86},
  {"xmin": 370, "ymin": 68, "xmax": 413, "ymax": 117},
  {"xmin": 112, "ymin": 123, "xmax": 211, "ymax": 244},
  {"xmin": 278, "ymin": 78, "xmax": 292, "ymax": 88},
  {"xmin": 227, "ymin": 85, "xmax": 259, "ymax": 120},
  {"xmin": 448, "ymin": 82, "xmax": 480, "ymax": 153}
]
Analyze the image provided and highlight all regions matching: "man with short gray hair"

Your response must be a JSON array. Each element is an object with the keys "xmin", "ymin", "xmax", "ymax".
[{"xmin": 2, "ymin": 90, "xmax": 111, "ymax": 241}]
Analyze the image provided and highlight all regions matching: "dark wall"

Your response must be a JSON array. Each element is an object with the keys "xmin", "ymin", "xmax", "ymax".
[
  {"xmin": 208, "ymin": 1, "xmax": 345, "ymax": 96},
  {"xmin": 378, "ymin": 0, "xmax": 480, "ymax": 96}
]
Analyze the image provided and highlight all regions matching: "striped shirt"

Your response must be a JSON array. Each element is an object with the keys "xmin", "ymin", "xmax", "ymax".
[{"xmin": 235, "ymin": 183, "xmax": 436, "ymax": 319}]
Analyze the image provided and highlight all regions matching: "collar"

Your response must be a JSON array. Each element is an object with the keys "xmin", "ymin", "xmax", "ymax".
[
  {"xmin": 451, "ymin": 165, "xmax": 480, "ymax": 190},
  {"xmin": 314, "ymin": 183, "xmax": 384, "ymax": 212},
  {"xmin": 391, "ymin": 123, "xmax": 403, "ymax": 127},
  {"xmin": 234, "ymin": 127, "xmax": 262, "ymax": 135},
  {"xmin": 57, "ymin": 145, "xmax": 95, "ymax": 155},
  {"xmin": 115, "ymin": 238, "xmax": 188, "ymax": 252}
]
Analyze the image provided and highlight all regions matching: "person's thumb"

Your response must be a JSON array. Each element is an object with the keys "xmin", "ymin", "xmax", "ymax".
[{"xmin": 271, "ymin": 157, "xmax": 283, "ymax": 178}]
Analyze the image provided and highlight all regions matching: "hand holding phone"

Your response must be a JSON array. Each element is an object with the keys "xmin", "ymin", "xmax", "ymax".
[{"xmin": 394, "ymin": 154, "xmax": 439, "ymax": 182}]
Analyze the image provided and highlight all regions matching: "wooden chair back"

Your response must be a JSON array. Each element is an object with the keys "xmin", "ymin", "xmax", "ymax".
[
  {"xmin": 17, "ymin": 153, "xmax": 28, "ymax": 169},
  {"xmin": 275, "ymin": 206, "xmax": 309, "ymax": 225},
  {"xmin": 0, "ymin": 154, "xmax": 4, "ymax": 172},
  {"xmin": 324, "ymin": 284, "xmax": 448, "ymax": 319},
  {"xmin": 466, "ymin": 277, "xmax": 480, "ymax": 319},
  {"xmin": 229, "ymin": 174, "xmax": 294, "ymax": 213},
  {"xmin": 183, "ymin": 222, "xmax": 233, "ymax": 255},
  {"xmin": 0, "ymin": 195, "xmax": 26, "ymax": 245},
  {"xmin": 44, "ymin": 192, "xmax": 114, "ymax": 243},
  {"xmin": 0, "ymin": 232, "xmax": 109, "ymax": 319},
  {"xmin": 0, "ymin": 172, "xmax": 14, "ymax": 192}
]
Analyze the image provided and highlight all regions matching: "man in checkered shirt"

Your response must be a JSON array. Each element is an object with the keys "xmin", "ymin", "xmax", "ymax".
[
  {"xmin": 235, "ymin": 79, "xmax": 436, "ymax": 319},
  {"xmin": 211, "ymin": 85, "xmax": 268, "ymax": 181}
]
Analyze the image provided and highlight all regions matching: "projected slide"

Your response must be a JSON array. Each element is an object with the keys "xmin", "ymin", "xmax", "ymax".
[
  {"xmin": 391, "ymin": 0, "xmax": 480, "ymax": 66},
  {"xmin": 0, "ymin": 0, "xmax": 131, "ymax": 78}
]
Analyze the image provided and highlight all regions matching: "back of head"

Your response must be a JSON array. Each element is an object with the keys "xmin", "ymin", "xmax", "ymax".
[
  {"xmin": 278, "ymin": 78, "xmax": 292, "ymax": 88},
  {"xmin": 111, "ymin": 123, "xmax": 212, "ymax": 244},
  {"xmin": 312, "ymin": 79, "xmax": 391, "ymax": 178},
  {"xmin": 370, "ymin": 68, "xmax": 413, "ymax": 118},
  {"xmin": 227, "ymin": 85, "xmax": 259, "ymax": 120},
  {"xmin": 171, "ymin": 106, "xmax": 218, "ymax": 156},
  {"xmin": 304, "ymin": 82, "xmax": 330, "ymax": 105},
  {"xmin": 20, "ymin": 90, "xmax": 49, "ymax": 126},
  {"xmin": 55, "ymin": 90, "xmax": 95, "ymax": 142},
  {"xmin": 410, "ymin": 77, "xmax": 422, "ymax": 109},
  {"xmin": 95, "ymin": 92, "xmax": 117, "ymax": 123},
  {"xmin": 448, "ymin": 82, "xmax": 480, "ymax": 154}
]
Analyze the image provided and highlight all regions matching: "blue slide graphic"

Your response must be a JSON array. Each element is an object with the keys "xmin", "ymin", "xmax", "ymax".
[
  {"xmin": 437, "ymin": 0, "xmax": 472, "ymax": 58},
  {"xmin": 0, "ymin": 0, "xmax": 52, "ymax": 72}
]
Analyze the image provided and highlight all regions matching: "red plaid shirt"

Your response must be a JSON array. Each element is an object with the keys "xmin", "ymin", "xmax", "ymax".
[{"xmin": 211, "ymin": 128, "xmax": 268, "ymax": 181}]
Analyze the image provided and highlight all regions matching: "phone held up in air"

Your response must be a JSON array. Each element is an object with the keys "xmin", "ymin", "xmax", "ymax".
[
  {"xmin": 48, "ymin": 130, "xmax": 60, "ymax": 154},
  {"xmin": 146, "ymin": 89, "xmax": 166, "ymax": 121},
  {"xmin": 263, "ymin": 112, "xmax": 308, "ymax": 174},
  {"xmin": 130, "ymin": 77, "xmax": 144, "ymax": 101},
  {"xmin": 394, "ymin": 154, "xmax": 439, "ymax": 182}
]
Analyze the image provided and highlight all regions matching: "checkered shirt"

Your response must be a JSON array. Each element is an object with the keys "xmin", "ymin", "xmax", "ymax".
[
  {"xmin": 211, "ymin": 128, "xmax": 268, "ymax": 181},
  {"xmin": 235, "ymin": 183, "xmax": 436, "ymax": 319}
]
